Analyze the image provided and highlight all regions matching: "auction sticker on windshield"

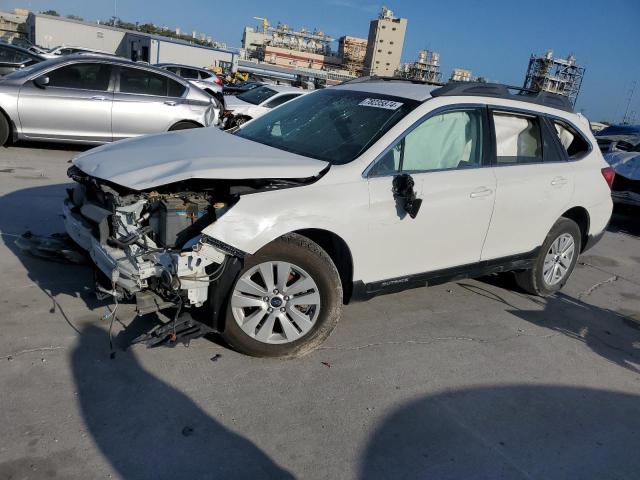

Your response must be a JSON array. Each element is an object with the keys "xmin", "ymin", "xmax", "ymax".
[{"xmin": 359, "ymin": 98, "xmax": 404, "ymax": 110}]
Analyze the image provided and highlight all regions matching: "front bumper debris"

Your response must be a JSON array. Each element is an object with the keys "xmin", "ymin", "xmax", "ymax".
[{"xmin": 62, "ymin": 198, "xmax": 228, "ymax": 313}]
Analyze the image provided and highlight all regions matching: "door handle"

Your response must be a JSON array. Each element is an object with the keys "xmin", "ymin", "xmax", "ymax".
[
  {"xmin": 469, "ymin": 187, "xmax": 493, "ymax": 198},
  {"xmin": 90, "ymin": 95, "xmax": 107, "ymax": 101},
  {"xmin": 551, "ymin": 176, "xmax": 568, "ymax": 187},
  {"xmin": 164, "ymin": 101, "xmax": 177, "ymax": 106}
]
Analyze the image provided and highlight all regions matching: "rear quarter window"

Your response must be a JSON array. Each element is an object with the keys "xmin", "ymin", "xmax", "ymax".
[{"xmin": 552, "ymin": 120, "xmax": 591, "ymax": 159}]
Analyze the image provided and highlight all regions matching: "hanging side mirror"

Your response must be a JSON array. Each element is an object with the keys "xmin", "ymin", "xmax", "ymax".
[
  {"xmin": 392, "ymin": 173, "xmax": 422, "ymax": 219},
  {"xmin": 33, "ymin": 76, "xmax": 49, "ymax": 89}
]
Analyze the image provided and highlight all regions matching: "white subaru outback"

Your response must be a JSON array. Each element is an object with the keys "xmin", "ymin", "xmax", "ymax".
[{"xmin": 63, "ymin": 78, "xmax": 614, "ymax": 357}]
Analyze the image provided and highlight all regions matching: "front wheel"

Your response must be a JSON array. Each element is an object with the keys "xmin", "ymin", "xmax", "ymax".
[
  {"xmin": 514, "ymin": 218, "xmax": 581, "ymax": 296},
  {"xmin": 222, "ymin": 234, "xmax": 343, "ymax": 358}
]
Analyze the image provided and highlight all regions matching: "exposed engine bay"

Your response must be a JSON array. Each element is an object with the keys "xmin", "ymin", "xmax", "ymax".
[{"xmin": 63, "ymin": 165, "xmax": 325, "ymax": 319}]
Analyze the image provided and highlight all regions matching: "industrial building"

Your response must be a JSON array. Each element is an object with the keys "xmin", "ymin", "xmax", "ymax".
[
  {"xmin": 241, "ymin": 18, "xmax": 347, "ymax": 73},
  {"xmin": 450, "ymin": 68, "xmax": 473, "ymax": 82},
  {"xmin": 338, "ymin": 36, "xmax": 368, "ymax": 76},
  {"xmin": 0, "ymin": 8, "xmax": 27, "ymax": 43},
  {"xmin": 363, "ymin": 7, "xmax": 407, "ymax": 76},
  {"xmin": 25, "ymin": 13, "xmax": 237, "ymax": 72},
  {"xmin": 523, "ymin": 50, "xmax": 585, "ymax": 106},
  {"xmin": 396, "ymin": 49, "xmax": 441, "ymax": 84}
]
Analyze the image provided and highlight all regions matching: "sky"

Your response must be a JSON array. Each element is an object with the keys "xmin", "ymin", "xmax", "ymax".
[{"xmin": 5, "ymin": 0, "xmax": 640, "ymax": 122}]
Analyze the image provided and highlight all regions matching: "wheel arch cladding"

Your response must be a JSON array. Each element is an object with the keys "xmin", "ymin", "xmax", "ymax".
[
  {"xmin": 561, "ymin": 206, "xmax": 590, "ymax": 252},
  {"xmin": 294, "ymin": 228, "xmax": 354, "ymax": 304}
]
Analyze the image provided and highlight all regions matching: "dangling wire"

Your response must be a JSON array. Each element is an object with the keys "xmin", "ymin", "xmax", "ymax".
[{"xmin": 102, "ymin": 281, "xmax": 119, "ymax": 357}]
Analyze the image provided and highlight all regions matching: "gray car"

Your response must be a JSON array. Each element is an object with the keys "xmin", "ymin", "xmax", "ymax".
[
  {"xmin": 0, "ymin": 55, "xmax": 219, "ymax": 146},
  {"xmin": 155, "ymin": 63, "xmax": 224, "ymax": 107}
]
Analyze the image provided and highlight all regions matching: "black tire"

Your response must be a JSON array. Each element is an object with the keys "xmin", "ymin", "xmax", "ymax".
[
  {"xmin": 514, "ymin": 217, "xmax": 582, "ymax": 296},
  {"xmin": 222, "ymin": 233, "xmax": 343, "ymax": 358},
  {"xmin": 0, "ymin": 113, "xmax": 10, "ymax": 147},
  {"xmin": 168, "ymin": 121, "xmax": 201, "ymax": 131}
]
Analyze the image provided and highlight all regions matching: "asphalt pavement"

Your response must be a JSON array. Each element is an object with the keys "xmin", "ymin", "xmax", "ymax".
[{"xmin": 0, "ymin": 143, "xmax": 639, "ymax": 480}]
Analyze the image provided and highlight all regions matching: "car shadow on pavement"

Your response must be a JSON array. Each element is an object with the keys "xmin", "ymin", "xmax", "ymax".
[
  {"xmin": 72, "ymin": 324, "xmax": 295, "ymax": 480},
  {"xmin": 7, "ymin": 140, "xmax": 94, "ymax": 152},
  {"xmin": 359, "ymin": 385, "xmax": 640, "ymax": 480},
  {"xmin": 462, "ymin": 276, "xmax": 640, "ymax": 373},
  {"xmin": 608, "ymin": 206, "xmax": 640, "ymax": 238}
]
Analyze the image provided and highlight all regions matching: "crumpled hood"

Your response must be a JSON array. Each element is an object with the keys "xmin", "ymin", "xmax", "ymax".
[
  {"xmin": 605, "ymin": 151, "xmax": 640, "ymax": 181},
  {"xmin": 72, "ymin": 127, "xmax": 328, "ymax": 191}
]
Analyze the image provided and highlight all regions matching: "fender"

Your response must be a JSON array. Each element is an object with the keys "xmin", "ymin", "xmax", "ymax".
[{"xmin": 201, "ymin": 174, "xmax": 371, "ymax": 279}]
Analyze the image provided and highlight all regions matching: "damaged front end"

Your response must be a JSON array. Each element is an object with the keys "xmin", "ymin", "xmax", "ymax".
[
  {"xmin": 62, "ymin": 165, "xmax": 251, "ymax": 324},
  {"xmin": 62, "ymin": 163, "xmax": 328, "ymax": 333}
]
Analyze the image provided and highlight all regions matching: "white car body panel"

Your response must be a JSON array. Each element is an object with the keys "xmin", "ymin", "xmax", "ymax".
[
  {"xmin": 226, "ymin": 86, "xmax": 306, "ymax": 121},
  {"xmin": 72, "ymin": 127, "xmax": 328, "ymax": 190},
  {"xmin": 69, "ymin": 87, "xmax": 613, "ymax": 292}
]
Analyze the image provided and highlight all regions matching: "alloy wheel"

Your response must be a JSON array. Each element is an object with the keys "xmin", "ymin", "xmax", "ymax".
[
  {"xmin": 542, "ymin": 233, "xmax": 575, "ymax": 286},
  {"xmin": 230, "ymin": 261, "xmax": 321, "ymax": 344}
]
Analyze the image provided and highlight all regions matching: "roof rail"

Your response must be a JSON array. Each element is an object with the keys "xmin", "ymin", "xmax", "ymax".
[
  {"xmin": 430, "ymin": 82, "xmax": 573, "ymax": 112},
  {"xmin": 340, "ymin": 75, "xmax": 445, "ymax": 86}
]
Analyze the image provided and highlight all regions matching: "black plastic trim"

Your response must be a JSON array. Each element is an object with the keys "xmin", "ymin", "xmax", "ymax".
[
  {"xmin": 351, "ymin": 247, "xmax": 540, "ymax": 302},
  {"xmin": 431, "ymin": 82, "xmax": 573, "ymax": 112}
]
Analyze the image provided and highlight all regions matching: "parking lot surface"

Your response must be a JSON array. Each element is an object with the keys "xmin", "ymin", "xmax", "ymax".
[{"xmin": 1, "ymin": 144, "xmax": 639, "ymax": 480}]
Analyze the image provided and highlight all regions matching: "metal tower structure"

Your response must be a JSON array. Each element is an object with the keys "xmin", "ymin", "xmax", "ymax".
[
  {"xmin": 523, "ymin": 50, "xmax": 585, "ymax": 107},
  {"xmin": 396, "ymin": 50, "xmax": 442, "ymax": 84}
]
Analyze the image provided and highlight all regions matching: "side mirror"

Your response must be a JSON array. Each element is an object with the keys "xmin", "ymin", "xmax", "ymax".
[
  {"xmin": 392, "ymin": 173, "xmax": 422, "ymax": 219},
  {"xmin": 33, "ymin": 76, "xmax": 49, "ymax": 89}
]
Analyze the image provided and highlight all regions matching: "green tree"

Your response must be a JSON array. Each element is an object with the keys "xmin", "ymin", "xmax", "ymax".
[
  {"xmin": 66, "ymin": 14, "xmax": 84, "ymax": 21},
  {"xmin": 41, "ymin": 10, "xmax": 60, "ymax": 16}
]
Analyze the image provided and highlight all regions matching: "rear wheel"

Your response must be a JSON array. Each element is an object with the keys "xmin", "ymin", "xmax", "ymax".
[
  {"xmin": 0, "ymin": 114, "xmax": 10, "ymax": 146},
  {"xmin": 515, "ymin": 218, "xmax": 581, "ymax": 296},
  {"xmin": 222, "ymin": 234, "xmax": 342, "ymax": 358}
]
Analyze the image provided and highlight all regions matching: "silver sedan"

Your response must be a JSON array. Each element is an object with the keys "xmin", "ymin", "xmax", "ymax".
[{"xmin": 0, "ymin": 55, "xmax": 219, "ymax": 146}]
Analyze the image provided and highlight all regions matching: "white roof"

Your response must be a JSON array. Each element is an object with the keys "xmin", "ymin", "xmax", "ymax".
[{"xmin": 334, "ymin": 80, "xmax": 437, "ymax": 101}]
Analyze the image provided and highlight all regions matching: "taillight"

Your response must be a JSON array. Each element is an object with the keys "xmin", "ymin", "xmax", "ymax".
[
  {"xmin": 214, "ymin": 76, "xmax": 223, "ymax": 86},
  {"xmin": 601, "ymin": 167, "xmax": 615, "ymax": 189}
]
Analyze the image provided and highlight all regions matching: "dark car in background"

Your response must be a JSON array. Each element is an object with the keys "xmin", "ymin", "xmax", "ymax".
[
  {"xmin": 0, "ymin": 43, "xmax": 45, "ymax": 76},
  {"xmin": 595, "ymin": 124, "xmax": 640, "ymax": 154},
  {"xmin": 604, "ymin": 142, "xmax": 640, "ymax": 209}
]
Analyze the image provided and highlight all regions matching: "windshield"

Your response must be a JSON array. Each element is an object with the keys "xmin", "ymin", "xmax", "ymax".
[
  {"xmin": 236, "ymin": 88, "xmax": 419, "ymax": 165},
  {"xmin": 237, "ymin": 86, "xmax": 277, "ymax": 105},
  {"xmin": 597, "ymin": 125, "xmax": 640, "ymax": 136}
]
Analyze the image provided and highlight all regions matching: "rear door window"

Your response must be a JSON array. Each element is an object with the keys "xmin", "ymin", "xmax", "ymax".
[
  {"xmin": 493, "ymin": 112, "xmax": 543, "ymax": 164},
  {"xmin": 119, "ymin": 67, "xmax": 186, "ymax": 97},
  {"xmin": 47, "ymin": 63, "xmax": 111, "ymax": 91}
]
